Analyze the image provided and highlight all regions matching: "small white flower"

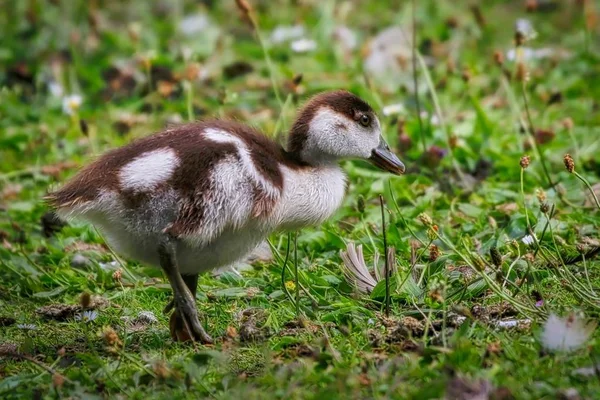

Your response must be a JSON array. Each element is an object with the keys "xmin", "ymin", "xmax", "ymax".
[
  {"xmin": 382, "ymin": 103, "xmax": 405, "ymax": 117},
  {"xmin": 17, "ymin": 324, "xmax": 37, "ymax": 330},
  {"xmin": 333, "ymin": 26, "xmax": 357, "ymax": 51},
  {"xmin": 178, "ymin": 13, "xmax": 210, "ymax": 37},
  {"xmin": 75, "ymin": 310, "xmax": 98, "ymax": 323},
  {"xmin": 48, "ymin": 81, "xmax": 64, "ymax": 98},
  {"xmin": 270, "ymin": 25, "xmax": 305, "ymax": 44},
  {"xmin": 515, "ymin": 18, "xmax": 537, "ymax": 41},
  {"xmin": 541, "ymin": 313, "xmax": 596, "ymax": 352},
  {"xmin": 290, "ymin": 38, "xmax": 317, "ymax": 54},
  {"xmin": 62, "ymin": 94, "xmax": 83, "ymax": 116},
  {"xmin": 506, "ymin": 47, "xmax": 535, "ymax": 62},
  {"xmin": 99, "ymin": 261, "xmax": 119, "ymax": 270},
  {"xmin": 522, "ymin": 234, "xmax": 536, "ymax": 246}
]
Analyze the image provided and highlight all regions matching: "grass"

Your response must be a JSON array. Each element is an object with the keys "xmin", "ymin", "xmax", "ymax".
[{"xmin": 1, "ymin": 0, "xmax": 600, "ymax": 398}]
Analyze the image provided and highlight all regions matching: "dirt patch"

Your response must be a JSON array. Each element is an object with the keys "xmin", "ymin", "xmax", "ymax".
[
  {"xmin": 237, "ymin": 308, "xmax": 270, "ymax": 343},
  {"xmin": 36, "ymin": 296, "xmax": 111, "ymax": 321},
  {"xmin": 445, "ymin": 375, "xmax": 492, "ymax": 400},
  {"xmin": 64, "ymin": 241, "xmax": 108, "ymax": 253},
  {"xmin": 471, "ymin": 302, "xmax": 518, "ymax": 322},
  {"xmin": 279, "ymin": 319, "xmax": 319, "ymax": 337},
  {"xmin": 0, "ymin": 316, "xmax": 16, "ymax": 327}
]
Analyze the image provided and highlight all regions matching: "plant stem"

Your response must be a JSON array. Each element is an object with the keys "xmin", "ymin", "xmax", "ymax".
[
  {"xmin": 294, "ymin": 231, "xmax": 300, "ymax": 318},
  {"xmin": 416, "ymin": 52, "xmax": 465, "ymax": 181},
  {"xmin": 520, "ymin": 83, "xmax": 554, "ymax": 188},
  {"xmin": 411, "ymin": 0, "xmax": 426, "ymax": 153},
  {"xmin": 380, "ymin": 195, "xmax": 390, "ymax": 317},
  {"xmin": 574, "ymin": 171, "xmax": 600, "ymax": 210},
  {"xmin": 245, "ymin": 10, "xmax": 282, "ymax": 110},
  {"xmin": 280, "ymin": 232, "xmax": 294, "ymax": 307},
  {"xmin": 520, "ymin": 167, "xmax": 531, "ymax": 231},
  {"xmin": 186, "ymin": 81, "xmax": 194, "ymax": 122}
]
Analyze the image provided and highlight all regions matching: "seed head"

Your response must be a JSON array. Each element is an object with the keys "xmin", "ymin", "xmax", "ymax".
[
  {"xmin": 428, "ymin": 289, "xmax": 443, "ymax": 303},
  {"xmin": 564, "ymin": 154, "xmax": 575, "ymax": 173},
  {"xmin": 493, "ymin": 50, "xmax": 504, "ymax": 66},
  {"xmin": 418, "ymin": 212, "xmax": 433, "ymax": 227},
  {"xmin": 536, "ymin": 189, "xmax": 546, "ymax": 203},
  {"xmin": 79, "ymin": 291, "xmax": 91, "ymax": 309},
  {"xmin": 520, "ymin": 155, "xmax": 530, "ymax": 169},
  {"xmin": 515, "ymin": 31, "xmax": 526, "ymax": 47},
  {"xmin": 184, "ymin": 63, "xmax": 201, "ymax": 81},
  {"xmin": 525, "ymin": 0, "xmax": 538, "ymax": 12},
  {"xmin": 112, "ymin": 268, "xmax": 122, "ymax": 282},
  {"xmin": 235, "ymin": 0, "xmax": 252, "ymax": 14},
  {"xmin": 473, "ymin": 256, "xmax": 485, "ymax": 271},
  {"xmin": 153, "ymin": 360, "xmax": 171, "ymax": 380},
  {"xmin": 539, "ymin": 202, "xmax": 550, "ymax": 213},
  {"xmin": 561, "ymin": 117, "xmax": 574, "ymax": 130},
  {"xmin": 102, "ymin": 326, "xmax": 122, "ymax": 347},
  {"xmin": 52, "ymin": 373, "xmax": 65, "ymax": 388},
  {"xmin": 427, "ymin": 225, "xmax": 439, "ymax": 240},
  {"xmin": 356, "ymin": 195, "xmax": 365, "ymax": 214},
  {"xmin": 445, "ymin": 17, "xmax": 459, "ymax": 28},
  {"xmin": 235, "ymin": 0, "xmax": 253, "ymax": 25},
  {"xmin": 490, "ymin": 247, "xmax": 502, "ymax": 267},
  {"xmin": 515, "ymin": 62, "xmax": 529, "ymax": 82},
  {"xmin": 292, "ymin": 73, "xmax": 303, "ymax": 86},
  {"xmin": 429, "ymin": 244, "xmax": 440, "ymax": 262},
  {"xmin": 461, "ymin": 67, "xmax": 472, "ymax": 83},
  {"xmin": 398, "ymin": 130, "xmax": 412, "ymax": 153},
  {"xmin": 79, "ymin": 119, "xmax": 89, "ymax": 136}
]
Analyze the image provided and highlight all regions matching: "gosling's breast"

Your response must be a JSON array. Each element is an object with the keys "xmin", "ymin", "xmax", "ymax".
[{"xmin": 269, "ymin": 165, "xmax": 347, "ymax": 230}]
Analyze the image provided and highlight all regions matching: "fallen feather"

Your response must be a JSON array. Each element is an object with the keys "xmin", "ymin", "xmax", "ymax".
[{"xmin": 541, "ymin": 313, "xmax": 596, "ymax": 352}]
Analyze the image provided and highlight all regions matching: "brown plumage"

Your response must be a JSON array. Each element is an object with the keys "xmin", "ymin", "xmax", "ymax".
[{"xmin": 46, "ymin": 90, "xmax": 405, "ymax": 344}]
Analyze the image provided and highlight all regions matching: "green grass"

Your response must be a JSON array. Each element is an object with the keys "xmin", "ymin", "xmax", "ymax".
[{"xmin": 1, "ymin": 0, "xmax": 600, "ymax": 398}]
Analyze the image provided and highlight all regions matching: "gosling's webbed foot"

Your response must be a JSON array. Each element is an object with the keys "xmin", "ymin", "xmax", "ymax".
[
  {"xmin": 170, "ymin": 293, "xmax": 213, "ymax": 344},
  {"xmin": 169, "ymin": 309, "xmax": 213, "ymax": 344}
]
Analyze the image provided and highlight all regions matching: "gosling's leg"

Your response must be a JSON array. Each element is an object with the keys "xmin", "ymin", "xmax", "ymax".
[
  {"xmin": 157, "ymin": 235, "xmax": 213, "ymax": 344},
  {"xmin": 163, "ymin": 275, "xmax": 197, "ymax": 315}
]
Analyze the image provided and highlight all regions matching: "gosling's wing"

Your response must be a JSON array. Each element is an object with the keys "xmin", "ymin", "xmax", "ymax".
[{"xmin": 165, "ymin": 122, "xmax": 286, "ymax": 245}]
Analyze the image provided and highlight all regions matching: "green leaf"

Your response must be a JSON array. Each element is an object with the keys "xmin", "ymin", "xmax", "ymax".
[
  {"xmin": 458, "ymin": 203, "xmax": 483, "ymax": 218},
  {"xmin": 371, "ymin": 273, "xmax": 421, "ymax": 300},
  {"xmin": 32, "ymin": 286, "xmax": 66, "ymax": 298}
]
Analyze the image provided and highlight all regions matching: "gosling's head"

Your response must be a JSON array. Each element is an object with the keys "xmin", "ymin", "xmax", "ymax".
[{"xmin": 288, "ymin": 90, "xmax": 405, "ymax": 174}]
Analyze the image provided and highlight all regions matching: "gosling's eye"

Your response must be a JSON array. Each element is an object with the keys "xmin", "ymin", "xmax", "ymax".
[{"xmin": 359, "ymin": 114, "xmax": 371, "ymax": 127}]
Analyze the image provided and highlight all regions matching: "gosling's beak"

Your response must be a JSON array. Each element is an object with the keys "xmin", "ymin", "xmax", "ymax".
[{"xmin": 369, "ymin": 138, "xmax": 405, "ymax": 175}]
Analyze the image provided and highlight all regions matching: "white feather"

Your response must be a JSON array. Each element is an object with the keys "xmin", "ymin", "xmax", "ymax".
[
  {"xmin": 541, "ymin": 313, "xmax": 596, "ymax": 352},
  {"xmin": 118, "ymin": 148, "xmax": 180, "ymax": 192},
  {"xmin": 204, "ymin": 128, "xmax": 280, "ymax": 198},
  {"xmin": 181, "ymin": 156, "xmax": 255, "ymax": 247}
]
